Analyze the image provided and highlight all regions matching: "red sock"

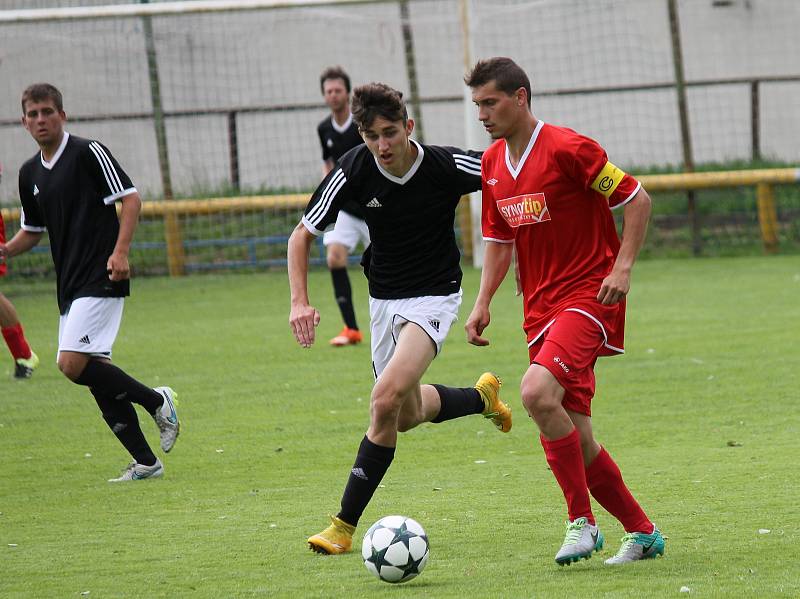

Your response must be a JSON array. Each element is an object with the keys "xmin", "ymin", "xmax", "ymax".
[
  {"xmin": 540, "ymin": 428, "xmax": 594, "ymax": 524},
  {"xmin": 2, "ymin": 323, "xmax": 32, "ymax": 360},
  {"xmin": 585, "ymin": 447, "xmax": 652, "ymax": 533}
]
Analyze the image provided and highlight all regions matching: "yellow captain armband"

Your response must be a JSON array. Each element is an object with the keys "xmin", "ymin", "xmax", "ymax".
[{"xmin": 590, "ymin": 161, "xmax": 626, "ymax": 199}]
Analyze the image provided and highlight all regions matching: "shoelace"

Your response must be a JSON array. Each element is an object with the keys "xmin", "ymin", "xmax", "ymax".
[
  {"xmin": 613, "ymin": 533, "xmax": 637, "ymax": 556},
  {"xmin": 563, "ymin": 519, "xmax": 587, "ymax": 544}
]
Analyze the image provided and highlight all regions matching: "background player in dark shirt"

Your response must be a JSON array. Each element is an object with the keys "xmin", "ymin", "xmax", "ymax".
[
  {"xmin": 0, "ymin": 162, "xmax": 39, "ymax": 379},
  {"xmin": 316, "ymin": 66, "xmax": 369, "ymax": 347},
  {"xmin": 288, "ymin": 82, "xmax": 512, "ymax": 555},
  {"xmin": 0, "ymin": 84, "xmax": 180, "ymax": 482}
]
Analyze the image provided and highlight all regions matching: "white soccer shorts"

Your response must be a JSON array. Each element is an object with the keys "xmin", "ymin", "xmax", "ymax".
[
  {"xmin": 322, "ymin": 210, "xmax": 370, "ymax": 252},
  {"xmin": 369, "ymin": 290, "xmax": 462, "ymax": 378},
  {"xmin": 58, "ymin": 297, "xmax": 124, "ymax": 359}
]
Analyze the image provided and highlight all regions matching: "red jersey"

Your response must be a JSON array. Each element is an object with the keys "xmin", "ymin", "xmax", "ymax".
[{"xmin": 481, "ymin": 121, "xmax": 641, "ymax": 356}]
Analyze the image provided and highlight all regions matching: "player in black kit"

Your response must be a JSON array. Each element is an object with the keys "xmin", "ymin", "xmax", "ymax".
[
  {"xmin": 288, "ymin": 82, "xmax": 513, "ymax": 554},
  {"xmin": 317, "ymin": 67, "xmax": 369, "ymax": 347},
  {"xmin": 0, "ymin": 84, "xmax": 180, "ymax": 482}
]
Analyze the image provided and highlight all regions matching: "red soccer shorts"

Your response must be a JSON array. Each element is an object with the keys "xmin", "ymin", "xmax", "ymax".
[{"xmin": 528, "ymin": 310, "xmax": 606, "ymax": 416}]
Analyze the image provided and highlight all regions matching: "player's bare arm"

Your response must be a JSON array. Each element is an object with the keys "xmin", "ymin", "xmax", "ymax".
[
  {"xmin": 287, "ymin": 222, "xmax": 321, "ymax": 348},
  {"xmin": 597, "ymin": 188, "xmax": 652, "ymax": 305},
  {"xmin": 466, "ymin": 241, "xmax": 514, "ymax": 346},
  {"xmin": 107, "ymin": 191, "xmax": 141, "ymax": 282},
  {"xmin": 0, "ymin": 230, "xmax": 43, "ymax": 262}
]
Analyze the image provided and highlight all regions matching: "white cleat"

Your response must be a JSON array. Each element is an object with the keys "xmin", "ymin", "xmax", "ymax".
[
  {"xmin": 604, "ymin": 528, "xmax": 666, "ymax": 565},
  {"xmin": 555, "ymin": 517, "xmax": 604, "ymax": 565},
  {"xmin": 153, "ymin": 386, "xmax": 180, "ymax": 452},
  {"xmin": 108, "ymin": 459, "xmax": 164, "ymax": 482}
]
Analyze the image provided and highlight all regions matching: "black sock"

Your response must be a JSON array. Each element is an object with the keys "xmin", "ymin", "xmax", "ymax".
[
  {"xmin": 91, "ymin": 387, "xmax": 157, "ymax": 466},
  {"xmin": 331, "ymin": 267, "xmax": 358, "ymax": 330},
  {"xmin": 337, "ymin": 435, "xmax": 395, "ymax": 527},
  {"xmin": 430, "ymin": 385, "xmax": 485, "ymax": 423},
  {"xmin": 75, "ymin": 360, "xmax": 162, "ymax": 415}
]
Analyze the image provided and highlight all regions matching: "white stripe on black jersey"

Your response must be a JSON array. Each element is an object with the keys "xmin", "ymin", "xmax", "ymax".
[
  {"xmin": 17, "ymin": 133, "xmax": 135, "ymax": 314},
  {"xmin": 317, "ymin": 115, "xmax": 364, "ymax": 219},
  {"xmin": 306, "ymin": 168, "xmax": 346, "ymax": 228},
  {"xmin": 301, "ymin": 141, "xmax": 482, "ymax": 299},
  {"xmin": 89, "ymin": 141, "xmax": 123, "ymax": 195}
]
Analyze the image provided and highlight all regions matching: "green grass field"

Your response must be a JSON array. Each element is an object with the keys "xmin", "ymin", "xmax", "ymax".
[{"xmin": 1, "ymin": 257, "xmax": 798, "ymax": 598}]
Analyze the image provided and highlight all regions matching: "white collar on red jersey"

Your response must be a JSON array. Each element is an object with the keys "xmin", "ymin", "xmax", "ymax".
[{"xmin": 504, "ymin": 120, "xmax": 544, "ymax": 180}]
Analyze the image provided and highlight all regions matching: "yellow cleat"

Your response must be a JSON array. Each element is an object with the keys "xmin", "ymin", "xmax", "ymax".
[
  {"xmin": 475, "ymin": 372, "xmax": 512, "ymax": 433},
  {"xmin": 307, "ymin": 515, "xmax": 355, "ymax": 554}
]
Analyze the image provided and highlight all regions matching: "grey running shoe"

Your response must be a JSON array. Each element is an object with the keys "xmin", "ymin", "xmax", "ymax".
[
  {"xmin": 108, "ymin": 459, "xmax": 164, "ymax": 482},
  {"xmin": 153, "ymin": 386, "xmax": 180, "ymax": 452}
]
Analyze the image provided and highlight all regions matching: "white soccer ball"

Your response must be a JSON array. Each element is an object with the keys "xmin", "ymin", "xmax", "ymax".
[{"xmin": 361, "ymin": 515, "xmax": 429, "ymax": 584}]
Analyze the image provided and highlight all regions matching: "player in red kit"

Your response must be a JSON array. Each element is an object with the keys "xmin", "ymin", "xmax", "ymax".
[{"xmin": 465, "ymin": 57, "xmax": 665, "ymax": 566}]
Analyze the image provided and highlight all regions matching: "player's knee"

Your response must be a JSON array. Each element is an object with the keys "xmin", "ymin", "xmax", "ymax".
[
  {"xmin": 370, "ymin": 386, "xmax": 402, "ymax": 425},
  {"xmin": 326, "ymin": 245, "xmax": 348, "ymax": 269},
  {"xmin": 520, "ymin": 380, "xmax": 558, "ymax": 417},
  {"xmin": 57, "ymin": 358, "xmax": 83, "ymax": 382}
]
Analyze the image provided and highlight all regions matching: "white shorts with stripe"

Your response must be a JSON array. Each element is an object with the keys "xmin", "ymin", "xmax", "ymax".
[
  {"xmin": 322, "ymin": 210, "xmax": 370, "ymax": 252},
  {"xmin": 58, "ymin": 297, "xmax": 124, "ymax": 360},
  {"xmin": 369, "ymin": 290, "xmax": 462, "ymax": 378}
]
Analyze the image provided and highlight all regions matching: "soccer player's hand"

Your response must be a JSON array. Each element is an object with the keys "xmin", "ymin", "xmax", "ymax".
[
  {"xmin": 0, "ymin": 243, "xmax": 7, "ymax": 264},
  {"xmin": 290, "ymin": 303, "xmax": 321, "ymax": 348},
  {"xmin": 107, "ymin": 252, "xmax": 130, "ymax": 281},
  {"xmin": 597, "ymin": 269, "xmax": 630, "ymax": 305},
  {"xmin": 465, "ymin": 306, "xmax": 491, "ymax": 346}
]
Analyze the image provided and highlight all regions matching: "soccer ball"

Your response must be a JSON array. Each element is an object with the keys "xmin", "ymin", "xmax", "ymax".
[{"xmin": 361, "ymin": 515, "xmax": 429, "ymax": 584}]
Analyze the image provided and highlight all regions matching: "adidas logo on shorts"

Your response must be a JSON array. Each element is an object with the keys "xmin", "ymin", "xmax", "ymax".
[{"xmin": 79, "ymin": 335, "xmax": 91, "ymax": 344}]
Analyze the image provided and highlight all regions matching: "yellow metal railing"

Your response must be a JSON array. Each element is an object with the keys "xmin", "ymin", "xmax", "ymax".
[{"xmin": 3, "ymin": 168, "xmax": 797, "ymax": 262}]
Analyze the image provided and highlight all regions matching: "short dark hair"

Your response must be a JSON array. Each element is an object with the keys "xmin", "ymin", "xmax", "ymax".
[
  {"xmin": 464, "ymin": 57, "xmax": 532, "ymax": 107},
  {"xmin": 351, "ymin": 83, "xmax": 408, "ymax": 130},
  {"xmin": 21, "ymin": 83, "xmax": 63, "ymax": 113},
  {"xmin": 319, "ymin": 66, "xmax": 351, "ymax": 94}
]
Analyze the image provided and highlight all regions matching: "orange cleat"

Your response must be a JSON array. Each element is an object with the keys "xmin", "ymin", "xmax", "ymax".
[{"xmin": 329, "ymin": 327, "xmax": 363, "ymax": 347}]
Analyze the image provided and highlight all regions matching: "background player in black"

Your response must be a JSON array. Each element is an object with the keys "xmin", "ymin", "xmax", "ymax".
[
  {"xmin": 288, "ymin": 83, "xmax": 512, "ymax": 554},
  {"xmin": 0, "ymin": 84, "xmax": 180, "ymax": 482},
  {"xmin": 317, "ymin": 66, "xmax": 369, "ymax": 347},
  {"xmin": 0, "ymin": 162, "xmax": 40, "ymax": 378}
]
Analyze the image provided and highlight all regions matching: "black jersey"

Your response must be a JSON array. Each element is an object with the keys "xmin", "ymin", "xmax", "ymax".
[
  {"xmin": 302, "ymin": 141, "xmax": 482, "ymax": 299},
  {"xmin": 18, "ymin": 133, "xmax": 136, "ymax": 314},
  {"xmin": 317, "ymin": 114, "xmax": 365, "ymax": 219}
]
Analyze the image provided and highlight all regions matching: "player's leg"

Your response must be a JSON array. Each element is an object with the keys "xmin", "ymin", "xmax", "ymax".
[
  {"xmin": 0, "ymin": 292, "xmax": 39, "ymax": 379},
  {"xmin": 324, "ymin": 212, "xmax": 363, "ymax": 346},
  {"xmin": 57, "ymin": 298, "xmax": 179, "ymax": 462},
  {"xmin": 308, "ymin": 321, "xmax": 437, "ymax": 555},
  {"xmin": 569, "ymin": 409, "xmax": 664, "ymax": 564},
  {"xmin": 522, "ymin": 313, "xmax": 607, "ymax": 564}
]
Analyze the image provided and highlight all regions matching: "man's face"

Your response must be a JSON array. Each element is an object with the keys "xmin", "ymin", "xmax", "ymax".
[
  {"xmin": 471, "ymin": 81, "xmax": 526, "ymax": 139},
  {"xmin": 322, "ymin": 78, "xmax": 349, "ymax": 112},
  {"xmin": 22, "ymin": 99, "xmax": 66, "ymax": 147},
  {"xmin": 360, "ymin": 115, "xmax": 414, "ymax": 171}
]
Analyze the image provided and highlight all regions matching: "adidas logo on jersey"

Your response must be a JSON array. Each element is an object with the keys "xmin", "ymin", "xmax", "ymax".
[
  {"xmin": 33, "ymin": 184, "xmax": 40, "ymax": 196},
  {"xmin": 79, "ymin": 335, "xmax": 91, "ymax": 344},
  {"xmin": 366, "ymin": 197, "xmax": 382, "ymax": 208}
]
